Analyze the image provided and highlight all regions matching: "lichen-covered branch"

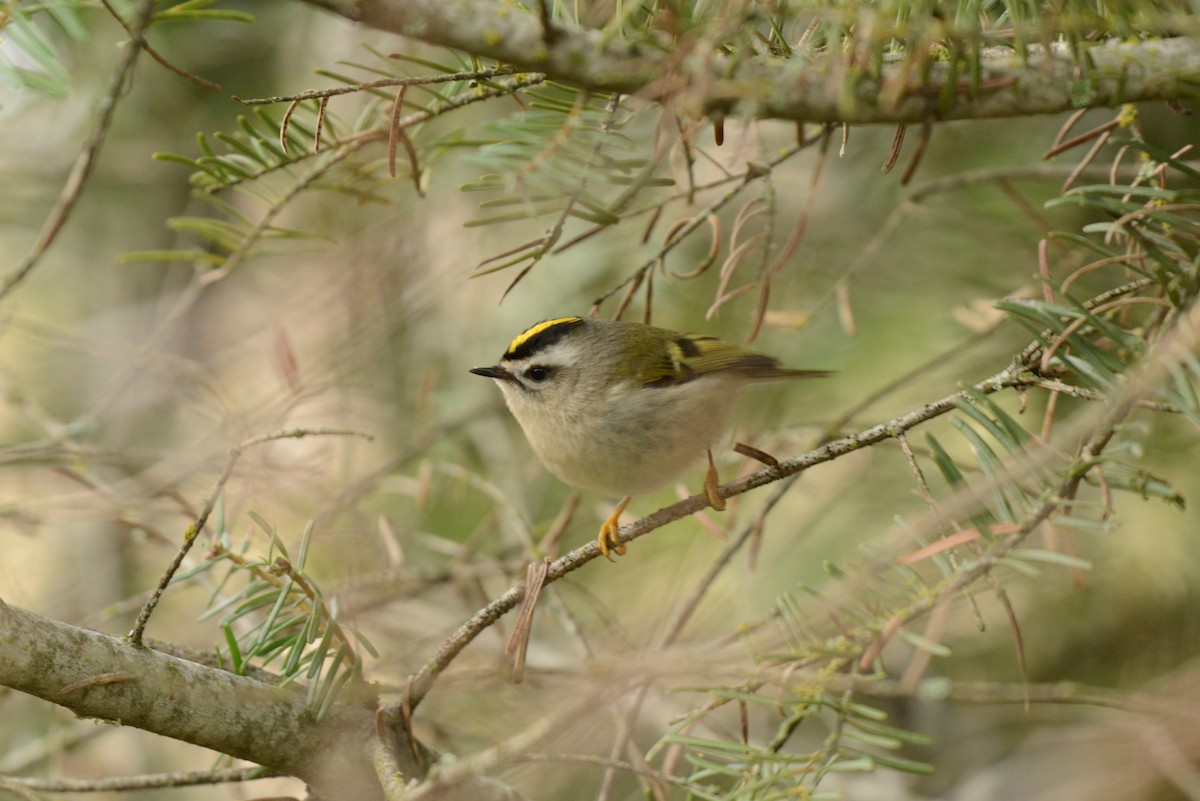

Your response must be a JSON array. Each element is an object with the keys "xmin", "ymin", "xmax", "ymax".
[
  {"xmin": 301, "ymin": 0, "xmax": 1200, "ymax": 123},
  {"xmin": 0, "ymin": 603, "xmax": 409, "ymax": 800}
]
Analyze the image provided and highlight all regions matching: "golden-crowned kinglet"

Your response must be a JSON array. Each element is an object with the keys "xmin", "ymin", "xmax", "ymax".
[{"xmin": 470, "ymin": 316, "xmax": 829, "ymax": 559}]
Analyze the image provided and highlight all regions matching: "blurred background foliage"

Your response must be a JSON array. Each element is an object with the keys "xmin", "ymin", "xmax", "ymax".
[{"xmin": 1, "ymin": 1, "xmax": 1200, "ymax": 800}]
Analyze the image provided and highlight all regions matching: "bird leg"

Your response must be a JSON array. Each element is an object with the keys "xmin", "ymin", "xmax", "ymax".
[
  {"xmin": 597, "ymin": 496, "xmax": 631, "ymax": 561},
  {"xmin": 704, "ymin": 449, "xmax": 726, "ymax": 511}
]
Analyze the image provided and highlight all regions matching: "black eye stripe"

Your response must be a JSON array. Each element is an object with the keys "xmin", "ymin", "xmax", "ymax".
[{"xmin": 526, "ymin": 366, "xmax": 550, "ymax": 382}]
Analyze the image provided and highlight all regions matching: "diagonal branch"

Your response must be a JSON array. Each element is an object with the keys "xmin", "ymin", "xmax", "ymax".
[{"xmin": 397, "ymin": 362, "xmax": 1037, "ymax": 715}]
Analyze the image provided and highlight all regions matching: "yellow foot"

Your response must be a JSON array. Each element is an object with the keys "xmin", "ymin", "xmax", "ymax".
[
  {"xmin": 704, "ymin": 449, "xmax": 727, "ymax": 511},
  {"xmin": 597, "ymin": 496, "xmax": 631, "ymax": 561}
]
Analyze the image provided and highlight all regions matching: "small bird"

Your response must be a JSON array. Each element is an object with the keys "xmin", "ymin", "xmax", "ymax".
[{"xmin": 470, "ymin": 316, "xmax": 829, "ymax": 559}]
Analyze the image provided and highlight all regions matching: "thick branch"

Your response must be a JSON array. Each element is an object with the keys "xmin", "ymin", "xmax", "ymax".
[
  {"xmin": 0, "ymin": 603, "xmax": 407, "ymax": 800},
  {"xmin": 302, "ymin": 0, "xmax": 1200, "ymax": 123}
]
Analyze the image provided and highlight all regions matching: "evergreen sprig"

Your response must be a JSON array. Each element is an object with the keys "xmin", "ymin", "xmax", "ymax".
[
  {"xmin": 177, "ymin": 511, "xmax": 378, "ymax": 718},
  {"xmin": 633, "ymin": 123, "xmax": 1199, "ymax": 798}
]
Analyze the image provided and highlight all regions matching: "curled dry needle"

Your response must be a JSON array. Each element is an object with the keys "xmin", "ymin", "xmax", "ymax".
[
  {"xmin": 388, "ymin": 84, "xmax": 424, "ymax": 197},
  {"xmin": 1038, "ymin": 238, "xmax": 1056, "ymax": 305},
  {"xmin": 899, "ymin": 119, "xmax": 934, "ymax": 186},
  {"xmin": 1061, "ymin": 130, "xmax": 1113, "ymax": 193},
  {"xmin": 314, "ymin": 97, "xmax": 329, "ymax": 153},
  {"xmin": 611, "ymin": 263, "xmax": 645, "ymax": 321},
  {"xmin": 1042, "ymin": 109, "xmax": 1131, "ymax": 194},
  {"xmin": 706, "ymin": 199, "xmax": 768, "ymax": 319},
  {"xmin": 744, "ymin": 130, "xmax": 832, "ymax": 342},
  {"xmin": 590, "ymin": 145, "xmax": 808, "ymax": 313},
  {"xmin": 505, "ymin": 559, "xmax": 550, "ymax": 683},
  {"xmin": 280, "ymin": 99, "xmax": 301, "ymax": 155},
  {"xmin": 881, "ymin": 123, "xmax": 907, "ymax": 174},
  {"xmin": 668, "ymin": 214, "xmax": 721, "ymax": 279},
  {"xmin": 1060, "ymin": 252, "xmax": 1148, "ymax": 297},
  {"xmin": 1043, "ymin": 116, "xmax": 1122, "ymax": 160}
]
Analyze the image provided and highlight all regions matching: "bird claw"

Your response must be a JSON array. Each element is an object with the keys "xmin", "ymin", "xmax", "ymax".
[
  {"xmin": 704, "ymin": 449, "xmax": 726, "ymax": 511},
  {"xmin": 596, "ymin": 496, "xmax": 631, "ymax": 561}
]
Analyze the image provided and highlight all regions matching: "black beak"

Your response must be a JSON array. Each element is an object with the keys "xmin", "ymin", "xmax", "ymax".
[{"xmin": 470, "ymin": 365, "xmax": 511, "ymax": 380}]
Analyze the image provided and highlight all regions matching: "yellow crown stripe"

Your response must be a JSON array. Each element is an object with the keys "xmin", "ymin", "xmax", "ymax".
[{"xmin": 506, "ymin": 317, "xmax": 582, "ymax": 355}]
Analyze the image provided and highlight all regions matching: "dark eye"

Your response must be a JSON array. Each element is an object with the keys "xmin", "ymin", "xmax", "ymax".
[{"xmin": 526, "ymin": 366, "xmax": 550, "ymax": 382}]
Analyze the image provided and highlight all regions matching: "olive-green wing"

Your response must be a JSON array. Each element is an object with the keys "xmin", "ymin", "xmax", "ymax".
[{"xmin": 643, "ymin": 333, "xmax": 830, "ymax": 387}]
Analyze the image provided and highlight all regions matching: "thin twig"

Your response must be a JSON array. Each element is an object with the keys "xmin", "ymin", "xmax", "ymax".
[
  {"xmin": 521, "ymin": 752, "xmax": 688, "ymax": 788},
  {"xmin": 99, "ymin": 0, "xmax": 220, "ymax": 91},
  {"xmin": 234, "ymin": 67, "xmax": 520, "ymax": 105},
  {"xmin": 128, "ymin": 427, "xmax": 372, "ymax": 645},
  {"xmin": 9, "ymin": 766, "xmax": 277, "ymax": 793},
  {"xmin": 396, "ymin": 363, "xmax": 1037, "ymax": 714},
  {"xmin": 0, "ymin": 0, "xmax": 157, "ymax": 303},
  {"xmin": 406, "ymin": 694, "xmax": 612, "ymax": 801},
  {"xmin": 495, "ymin": 91, "xmax": 617, "ymax": 299},
  {"xmin": 662, "ymin": 476, "xmax": 800, "ymax": 646}
]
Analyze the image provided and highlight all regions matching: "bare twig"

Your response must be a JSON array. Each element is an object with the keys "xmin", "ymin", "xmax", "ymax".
[
  {"xmin": 99, "ymin": 0, "xmax": 220, "ymax": 91},
  {"xmin": 0, "ymin": 0, "xmax": 156, "ymax": 303},
  {"xmin": 8, "ymin": 766, "xmax": 278, "ymax": 793},
  {"xmin": 234, "ymin": 67, "xmax": 520, "ymax": 105},
  {"xmin": 128, "ymin": 427, "xmax": 373, "ymax": 645}
]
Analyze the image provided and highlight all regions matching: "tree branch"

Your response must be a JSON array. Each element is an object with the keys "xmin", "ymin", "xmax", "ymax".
[
  {"xmin": 300, "ymin": 0, "xmax": 1200, "ymax": 123},
  {"xmin": 0, "ymin": 602, "xmax": 423, "ymax": 800},
  {"xmin": 397, "ymin": 363, "xmax": 1036, "ymax": 714}
]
